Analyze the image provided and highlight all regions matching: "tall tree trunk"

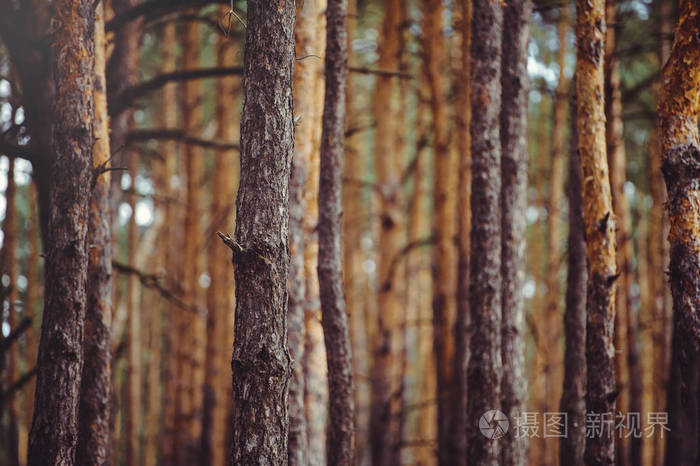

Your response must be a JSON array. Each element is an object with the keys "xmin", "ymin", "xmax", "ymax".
[
  {"xmin": 500, "ymin": 1, "xmax": 531, "ymax": 465},
  {"xmin": 370, "ymin": 1, "xmax": 403, "ymax": 464},
  {"xmin": 77, "ymin": 4, "xmax": 112, "ymax": 464},
  {"xmin": 27, "ymin": 1, "xmax": 95, "ymax": 463},
  {"xmin": 226, "ymin": 0, "xmax": 295, "ymax": 461},
  {"xmin": 421, "ymin": 1, "xmax": 458, "ymax": 462},
  {"xmin": 576, "ymin": 0, "xmax": 617, "ymax": 464},
  {"xmin": 318, "ymin": 3, "xmax": 354, "ymax": 463},
  {"xmin": 454, "ymin": 0, "xmax": 472, "ymax": 463},
  {"xmin": 177, "ymin": 17, "xmax": 206, "ymax": 465},
  {"xmin": 658, "ymin": 2, "xmax": 700, "ymax": 464},
  {"xmin": 4, "ymin": 157, "xmax": 20, "ymax": 466},
  {"xmin": 544, "ymin": 11, "xmax": 569, "ymax": 464},
  {"xmin": 467, "ymin": 0, "xmax": 503, "ymax": 464},
  {"xmin": 560, "ymin": 83, "xmax": 587, "ymax": 466},
  {"xmin": 158, "ymin": 21, "xmax": 180, "ymax": 466},
  {"xmin": 202, "ymin": 30, "xmax": 239, "ymax": 466}
]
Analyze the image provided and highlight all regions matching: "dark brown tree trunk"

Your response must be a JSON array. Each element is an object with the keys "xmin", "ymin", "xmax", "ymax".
[
  {"xmin": 560, "ymin": 83, "xmax": 587, "ymax": 466},
  {"xmin": 500, "ymin": 1, "xmax": 531, "ymax": 465},
  {"xmin": 318, "ymin": 3, "xmax": 354, "ymax": 464},
  {"xmin": 77, "ymin": 4, "xmax": 112, "ymax": 464},
  {"xmin": 27, "ymin": 1, "xmax": 95, "ymax": 464},
  {"xmin": 658, "ymin": 2, "xmax": 700, "ymax": 464},
  {"xmin": 467, "ymin": 0, "xmax": 503, "ymax": 464},
  {"xmin": 225, "ymin": 0, "xmax": 295, "ymax": 462},
  {"xmin": 576, "ymin": 0, "xmax": 617, "ymax": 464}
]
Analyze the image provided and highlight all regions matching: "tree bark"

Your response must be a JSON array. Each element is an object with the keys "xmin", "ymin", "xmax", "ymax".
[
  {"xmin": 77, "ymin": 4, "xmax": 113, "ymax": 464},
  {"xmin": 370, "ymin": 1, "xmax": 403, "ymax": 464},
  {"xmin": 467, "ymin": 0, "xmax": 503, "ymax": 464},
  {"xmin": 318, "ymin": 3, "xmax": 355, "ymax": 464},
  {"xmin": 228, "ymin": 0, "xmax": 295, "ymax": 462},
  {"xmin": 576, "ymin": 0, "xmax": 617, "ymax": 464},
  {"xmin": 27, "ymin": 0, "xmax": 95, "ymax": 463},
  {"xmin": 500, "ymin": 1, "xmax": 531, "ymax": 465},
  {"xmin": 658, "ymin": 2, "xmax": 700, "ymax": 464},
  {"xmin": 560, "ymin": 83, "xmax": 587, "ymax": 466}
]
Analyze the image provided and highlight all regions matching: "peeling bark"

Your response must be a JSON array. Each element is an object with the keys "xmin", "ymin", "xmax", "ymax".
[
  {"xmin": 229, "ymin": 0, "xmax": 295, "ymax": 462},
  {"xmin": 27, "ymin": 0, "xmax": 95, "ymax": 463},
  {"xmin": 575, "ymin": 0, "xmax": 617, "ymax": 463}
]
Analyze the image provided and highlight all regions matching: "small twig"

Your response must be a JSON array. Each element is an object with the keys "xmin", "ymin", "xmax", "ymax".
[
  {"xmin": 0, "ymin": 318, "xmax": 32, "ymax": 354},
  {"xmin": 2, "ymin": 366, "xmax": 38, "ymax": 398}
]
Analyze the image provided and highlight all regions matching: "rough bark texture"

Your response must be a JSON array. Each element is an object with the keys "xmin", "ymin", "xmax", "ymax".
[
  {"xmin": 370, "ymin": 2, "xmax": 403, "ymax": 464},
  {"xmin": 77, "ymin": 4, "xmax": 112, "ymax": 464},
  {"xmin": 454, "ymin": 0, "xmax": 472, "ymax": 463},
  {"xmin": 467, "ymin": 1, "xmax": 503, "ymax": 464},
  {"xmin": 560, "ymin": 86, "xmax": 587, "ymax": 466},
  {"xmin": 318, "ymin": 3, "xmax": 355, "ymax": 464},
  {"xmin": 229, "ymin": 0, "xmax": 295, "ymax": 462},
  {"xmin": 202, "ymin": 28, "xmax": 239, "ymax": 466},
  {"xmin": 658, "ymin": 2, "xmax": 700, "ymax": 464},
  {"xmin": 544, "ymin": 12, "xmax": 569, "ymax": 464},
  {"xmin": 27, "ymin": 1, "xmax": 94, "ymax": 463},
  {"xmin": 576, "ymin": 0, "xmax": 617, "ymax": 464},
  {"xmin": 421, "ymin": 1, "xmax": 459, "ymax": 463},
  {"xmin": 500, "ymin": 1, "xmax": 531, "ymax": 465}
]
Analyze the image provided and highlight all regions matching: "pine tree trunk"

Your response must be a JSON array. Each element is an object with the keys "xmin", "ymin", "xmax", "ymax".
[
  {"xmin": 370, "ymin": 2, "xmax": 403, "ymax": 464},
  {"xmin": 576, "ymin": 0, "xmax": 617, "ymax": 463},
  {"xmin": 560, "ymin": 84, "xmax": 587, "ymax": 466},
  {"xmin": 4, "ymin": 157, "xmax": 20, "ymax": 466},
  {"xmin": 77, "ymin": 4, "xmax": 113, "ymax": 464},
  {"xmin": 544, "ymin": 11, "xmax": 569, "ymax": 464},
  {"xmin": 658, "ymin": 2, "xmax": 700, "ymax": 464},
  {"xmin": 318, "ymin": 3, "xmax": 354, "ymax": 463},
  {"xmin": 500, "ymin": 1, "xmax": 531, "ymax": 465},
  {"xmin": 228, "ymin": 0, "xmax": 295, "ymax": 462},
  {"xmin": 467, "ymin": 1, "xmax": 503, "ymax": 464},
  {"xmin": 27, "ymin": 1, "xmax": 95, "ymax": 463}
]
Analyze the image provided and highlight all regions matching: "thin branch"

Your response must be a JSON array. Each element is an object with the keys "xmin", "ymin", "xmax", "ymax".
[
  {"xmin": 2, "ymin": 366, "xmax": 37, "ymax": 398},
  {"xmin": 112, "ymin": 261, "xmax": 194, "ymax": 312},
  {"xmin": 106, "ymin": 0, "xmax": 229, "ymax": 32},
  {"xmin": 349, "ymin": 66, "xmax": 414, "ymax": 80},
  {"xmin": 380, "ymin": 237, "xmax": 435, "ymax": 291},
  {"xmin": 110, "ymin": 67, "xmax": 243, "ymax": 116},
  {"xmin": 0, "ymin": 138, "xmax": 37, "ymax": 163},
  {"xmin": 0, "ymin": 318, "xmax": 32, "ymax": 354},
  {"xmin": 126, "ymin": 128, "xmax": 240, "ymax": 151}
]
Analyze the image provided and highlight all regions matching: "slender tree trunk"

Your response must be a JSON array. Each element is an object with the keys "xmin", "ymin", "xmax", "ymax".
[
  {"xmin": 500, "ymin": 2, "xmax": 531, "ymax": 465},
  {"xmin": 226, "ymin": 0, "xmax": 295, "ymax": 462},
  {"xmin": 544, "ymin": 11, "xmax": 569, "ymax": 464},
  {"xmin": 77, "ymin": 4, "xmax": 112, "ymax": 464},
  {"xmin": 658, "ymin": 2, "xmax": 700, "ymax": 464},
  {"xmin": 4, "ymin": 157, "xmax": 20, "ymax": 466},
  {"xmin": 421, "ymin": 1, "xmax": 458, "ymax": 462},
  {"xmin": 318, "ymin": 3, "xmax": 354, "ymax": 463},
  {"xmin": 454, "ymin": 0, "xmax": 472, "ymax": 463},
  {"xmin": 27, "ymin": 1, "xmax": 95, "ymax": 463},
  {"xmin": 560, "ymin": 83, "xmax": 587, "ymax": 466},
  {"xmin": 370, "ymin": 2, "xmax": 403, "ymax": 464},
  {"xmin": 158, "ymin": 22, "xmax": 179, "ymax": 466},
  {"xmin": 576, "ymin": 0, "xmax": 617, "ymax": 464},
  {"xmin": 177, "ymin": 17, "xmax": 206, "ymax": 465},
  {"xmin": 467, "ymin": 1, "xmax": 503, "ymax": 464},
  {"xmin": 202, "ymin": 29, "xmax": 239, "ymax": 466}
]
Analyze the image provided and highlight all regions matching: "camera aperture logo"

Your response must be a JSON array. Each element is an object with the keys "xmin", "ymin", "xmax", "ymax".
[{"xmin": 479, "ymin": 410, "xmax": 509, "ymax": 439}]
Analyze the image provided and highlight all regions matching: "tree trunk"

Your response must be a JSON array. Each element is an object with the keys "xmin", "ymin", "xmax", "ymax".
[
  {"xmin": 500, "ymin": 1, "xmax": 531, "ymax": 465},
  {"xmin": 77, "ymin": 4, "xmax": 113, "ymax": 464},
  {"xmin": 177, "ymin": 17, "xmax": 206, "ymax": 465},
  {"xmin": 576, "ymin": 0, "xmax": 617, "ymax": 464},
  {"xmin": 560, "ymin": 83, "xmax": 587, "ymax": 466},
  {"xmin": 27, "ymin": 1, "xmax": 95, "ymax": 463},
  {"xmin": 3, "ymin": 157, "xmax": 20, "ymax": 466},
  {"xmin": 227, "ymin": 0, "xmax": 295, "ymax": 462},
  {"xmin": 467, "ymin": 1, "xmax": 503, "ymax": 464},
  {"xmin": 370, "ymin": 1, "xmax": 403, "ymax": 464},
  {"xmin": 318, "ymin": 3, "xmax": 354, "ymax": 463},
  {"xmin": 658, "ymin": 2, "xmax": 700, "ymax": 464},
  {"xmin": 544, "ymin": 10, "xmax": 569, "ymax": 464},
  {"xmin": 202, "ymin": 28, "xmax": 240, "ymax": 466}
]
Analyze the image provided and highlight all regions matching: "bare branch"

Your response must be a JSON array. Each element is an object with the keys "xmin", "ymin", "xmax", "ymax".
[
  {"xmin": 349, "ymin": 66, "xmax": 414, "ymax": 80},
  {"xmin": 126, "ymin": 128, "xmax": 239, "ymax": 151},
  {"xmin": 106, "ymin": 0, "xmax": 229, "ymax": 32}
]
